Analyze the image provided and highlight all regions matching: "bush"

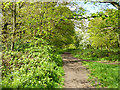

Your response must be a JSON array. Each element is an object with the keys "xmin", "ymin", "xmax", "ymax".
[{"xmin": 2, "ymin": 38, "xmax": 64, "ymax": 88}]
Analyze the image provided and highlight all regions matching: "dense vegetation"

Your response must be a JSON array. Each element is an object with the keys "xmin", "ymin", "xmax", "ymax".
[
  {"xmin": 1, "ymin": 1, "xmax": 119, "ymax": 88},
  {"xmin": 1, "ymin": 2, "xmax": 75, "ymax": 88},
  {"xmin": 2, "ymin": 39, "xmax": 64, "ymax": 88}
]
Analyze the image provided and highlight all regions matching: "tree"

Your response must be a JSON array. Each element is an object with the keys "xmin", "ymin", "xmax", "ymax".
[
  {"xmin": 69, "ymin": 1, "xmax": 120, "ymax": 48},
  {"xmin": 88, "ymin": 9, "xmax": 118, "ymax": 49},
  {"xmin": 74, "ymin": 19, "xmax": 91, "ymax": 49},
  {"xmin": 84, "ymin": 1, "xmax": 120, "ymax": 47},
  {"xmin": 1, "ymin": 2, "xmax": 75, "ymax": 50},
  {"xmin": 21, "ymin": 2, "xmax": 75, "ymax": 48},
  {"xmin": 1, "ymin": 1, "xmax": 25, "ymax": 50}
]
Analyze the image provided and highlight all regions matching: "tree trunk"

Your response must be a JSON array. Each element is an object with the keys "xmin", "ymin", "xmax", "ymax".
[
  {"xmin": 118, "ymin": 5, "xmax": 120, "ymax": 48},
  {"xmin": 118, "ymin": 34, "xmax": 120, "ymax": 48},
  {"xmin": 11, "ymin": 1, "xmax": 16, "ymax": 51}
]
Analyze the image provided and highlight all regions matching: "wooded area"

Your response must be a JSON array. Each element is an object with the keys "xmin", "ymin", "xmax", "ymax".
[{"xmin": 1, "ymin": 1, "xmax": 120, "ymax": 88}]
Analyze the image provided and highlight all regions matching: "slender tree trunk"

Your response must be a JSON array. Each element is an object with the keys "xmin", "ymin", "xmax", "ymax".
[
  {"xmin": 118, "ymin": 6, "xmax": 120, "ymax": 48},
  {"xmin": 0, "ymin": 5, "xmax": 2, "ymax": 52},
  {"xmin": 118, "ymin": 34, "xmax": 120, "ymax": 47},
  {"xmin": 11, "ymin": 1, "xmax": 16, "ymax": 51}
]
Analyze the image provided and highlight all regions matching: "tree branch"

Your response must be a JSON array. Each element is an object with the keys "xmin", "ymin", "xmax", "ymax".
[{"xmin": 98, "ymin": 1, "xmax": 120, "ymax": 9}]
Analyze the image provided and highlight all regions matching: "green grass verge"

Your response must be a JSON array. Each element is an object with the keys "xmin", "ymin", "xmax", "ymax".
[{"xmin": 82, "ymin": 61, "xmax": 119, "ymax": 88}]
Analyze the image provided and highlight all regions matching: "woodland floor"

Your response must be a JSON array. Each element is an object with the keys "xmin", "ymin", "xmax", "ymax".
[
  {"xmin": 62, "ymin": 52, "xmax": 94, "ymax": 88},
  {"xmin": 62, "ymin": 52, "xmax": 119, "ymax": 88}
]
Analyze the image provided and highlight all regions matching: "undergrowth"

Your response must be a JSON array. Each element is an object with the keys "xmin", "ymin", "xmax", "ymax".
[
  {"xmin": 70, "ymin": 48, "xmax": 119, "ymax": 62},
  {"xmin": 2, "ymin": 38, "xmax": 64, "ymax": 88}
]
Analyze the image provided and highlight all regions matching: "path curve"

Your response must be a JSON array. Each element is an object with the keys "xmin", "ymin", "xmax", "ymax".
[{"xmin": 62, "ymin": 53, "xmax": 94, "ymax": 88}]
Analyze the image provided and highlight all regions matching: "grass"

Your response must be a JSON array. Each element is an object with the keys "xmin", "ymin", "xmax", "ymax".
[
  {"xmin": 67, "ymin": 47, "xmax": 119, "ymax": 88},
  {"xmin": 70, "ymin": 48, "xmax": 119, "ymax": 62},
  {"xmin": 82, "ymin": 61, "xmax": 119, "ymax": 88}
]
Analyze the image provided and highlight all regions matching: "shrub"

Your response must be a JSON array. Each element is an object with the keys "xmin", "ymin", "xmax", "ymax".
[{"xmin": 2, "ymin": 38, "xmax": 64, "ymax": 88}]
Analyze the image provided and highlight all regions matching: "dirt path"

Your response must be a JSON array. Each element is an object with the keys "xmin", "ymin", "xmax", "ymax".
[{"xmin": 62, "ymin": 53, "xmax": 94, "ymax": 88}]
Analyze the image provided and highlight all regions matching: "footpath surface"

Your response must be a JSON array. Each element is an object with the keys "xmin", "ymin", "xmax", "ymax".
[{"xmin": 62, "ymin": 52, "xmax": 94, "ymax": 88}]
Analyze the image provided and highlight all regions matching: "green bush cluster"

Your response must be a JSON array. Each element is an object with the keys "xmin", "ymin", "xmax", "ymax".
[
  {"xmin": 82, "ymin": 61, "xmax": 119, "ymax": 88},
  {"xmin": 2, "ymin": 38, "xmax": 64, "ymax": 88}
]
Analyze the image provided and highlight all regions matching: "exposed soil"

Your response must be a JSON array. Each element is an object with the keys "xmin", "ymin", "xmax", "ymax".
[
  {"xmin": 62, "ymin": 53, "xmax": 94, "ymax": 88},
  {"xmin": 62, "ymin": 52, "xmax": 119, "ymax": 88}
]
